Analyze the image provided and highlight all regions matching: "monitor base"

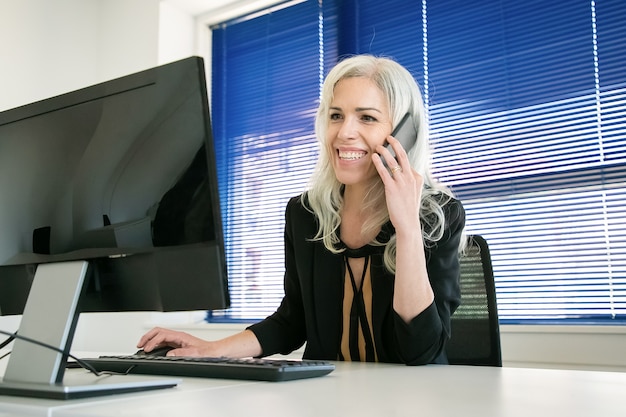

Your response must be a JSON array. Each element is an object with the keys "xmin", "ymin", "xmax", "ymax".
[{"xmin": 0, "ymin": 372, "xmax": 179, "ymax": 400}]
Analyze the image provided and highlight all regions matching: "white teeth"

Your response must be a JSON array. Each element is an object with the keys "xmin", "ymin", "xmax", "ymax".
[{"xmin": 339, "ymin": 151, "xmax": 366, "ymax": 160}]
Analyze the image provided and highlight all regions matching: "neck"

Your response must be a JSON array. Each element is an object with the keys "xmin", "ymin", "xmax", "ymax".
[
  {"xmin": 340, "ymin": 180, "xmax": 384, "ymax": 248},
  {"xmin": 342, "ymin": 177, "xmax": 378, "ymax": 211}
]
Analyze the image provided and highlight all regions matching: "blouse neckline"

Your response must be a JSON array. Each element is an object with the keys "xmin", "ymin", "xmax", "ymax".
[{"xmin": 338, "ymin": 221, "xmax": 394, "ymax": 258}]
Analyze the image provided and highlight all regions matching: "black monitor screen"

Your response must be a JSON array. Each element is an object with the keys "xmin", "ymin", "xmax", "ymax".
[{"xmin": 0, "ymin": 56, "xmax": 229, "ymax": 315}]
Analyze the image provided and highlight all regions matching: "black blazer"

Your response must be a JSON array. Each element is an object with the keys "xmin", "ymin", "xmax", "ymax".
[{"xmin": 248, "ymin": 193, "xmax": 465, "ymax": 365}]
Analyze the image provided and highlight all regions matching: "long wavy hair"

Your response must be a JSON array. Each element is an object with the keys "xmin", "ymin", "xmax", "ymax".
[{"xmin": 304, "ymin": 55, "xmax": 458, "ymax": 273}]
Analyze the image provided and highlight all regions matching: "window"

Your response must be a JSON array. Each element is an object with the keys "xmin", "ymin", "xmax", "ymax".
[
  {"xmin": 424, "ymin": 0, "xmax": 626, "ymax": 322},
  {"xmin": 210, "ymin": 0, "xmax": 626, "ymax": 322},
  {"xmin": 209, "ymin": 0, "xmax": 337, "ymax": 319}
]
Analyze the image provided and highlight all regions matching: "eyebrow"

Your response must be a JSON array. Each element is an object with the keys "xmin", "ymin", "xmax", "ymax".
[{"xmin": 329, "ymin": 106, "xmax": 383, "ymax": 114}]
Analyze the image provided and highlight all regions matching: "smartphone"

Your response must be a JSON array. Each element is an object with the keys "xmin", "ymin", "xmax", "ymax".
[{"xmin": 387, "ymin": 112, "xmax": 417, "ymax": 158}]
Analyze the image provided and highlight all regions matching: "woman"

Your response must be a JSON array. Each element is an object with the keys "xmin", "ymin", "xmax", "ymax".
[{"xmin": 138, "ymin": 55, "xmax": 465, "ymax": 365}]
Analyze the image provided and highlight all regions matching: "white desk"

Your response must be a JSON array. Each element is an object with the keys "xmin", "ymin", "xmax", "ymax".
[{"xmin": 1, "ymin": 361, "xmax": 625, "ymax": 417}]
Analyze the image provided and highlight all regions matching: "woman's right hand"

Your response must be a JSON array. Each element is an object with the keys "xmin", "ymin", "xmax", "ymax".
[
  {"xmin": 137, "ymin": 327, "xmax": 263, "ymax": 358},
  {"xmin": 137, "ymin": 327, "xmax": 221, "ymax": 357}
]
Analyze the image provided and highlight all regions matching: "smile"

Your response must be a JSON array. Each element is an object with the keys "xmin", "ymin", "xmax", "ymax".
[{"xmin": 338, "ymin": 150, "xmax": 367, "ymax": 161}]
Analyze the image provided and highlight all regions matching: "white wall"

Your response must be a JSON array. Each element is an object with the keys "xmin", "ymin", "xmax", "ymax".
[
  {"xmin": 1, "ymin": 0, "xmax": 100, "ymax": 112},
  {"xmin": 158, "ymin": 1, "xmax": 196, "ymax": 63},
  {"xmin": 501, "ymin": 324, "xmax": 626, "ymax": 372},
  {"xmin": 0, "ymin": 0, "xmax": 181, "ymax": 113}
]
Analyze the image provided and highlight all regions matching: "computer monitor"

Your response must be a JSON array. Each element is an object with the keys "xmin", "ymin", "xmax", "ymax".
[
  {"xmin": 0, "ymin": 57, "xmax": 230, "ymax": 398},
  {"xmin": 0, "ymin": 56, "xmax": 229, "ymax": 316}
]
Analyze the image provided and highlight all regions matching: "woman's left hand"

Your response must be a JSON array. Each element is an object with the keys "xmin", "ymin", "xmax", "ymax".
[{"xmin": 373, "ymin": 135, "xmax": 423, "ymax": 231}]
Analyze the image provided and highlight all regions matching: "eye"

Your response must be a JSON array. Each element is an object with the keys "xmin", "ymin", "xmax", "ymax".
[
  {"xmin": 361, "ymin": 114, "xmax": 377, "ymax": 122},
  {"xmin": 329, "ymin": 112, "xmax": 343, "ymax": 121}
]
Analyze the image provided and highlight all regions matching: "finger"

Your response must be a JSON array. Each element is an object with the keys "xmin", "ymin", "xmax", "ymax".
[
  {"xmin": 381, "ymin": 144, "xmax": 400, "ymax": 169},
  {"xmin": 389, "ymin": 164, "xmax": 403, "ymax": 178},
  {"xmin": 372, "ymin": 152, "xmax": 394, "ymax": 182},
  {"xmin": 374, "ymin": 144, "xmax": 400, "ymax": 175},
  {"xmin": 386, "ymin": 136, "xmax": 410, "ymax": 168},
  {"xmin": 137, "ymin": 327, "xmax": 162, "ymax": 348},
  {"xmin": 140, "ymin": 328, "xmax": 181, "ymax": 352}
]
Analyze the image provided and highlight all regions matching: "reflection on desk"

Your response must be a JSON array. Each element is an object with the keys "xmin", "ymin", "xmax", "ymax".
[{"xmin": 1, "ymin": 361, "xmax": 625, "ymax": 417}]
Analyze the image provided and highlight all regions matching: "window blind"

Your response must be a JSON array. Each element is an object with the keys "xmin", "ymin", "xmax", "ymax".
[
  {"xmin": 209, "ymin": 0, "xmax": 625, "ymax": 322},
  {"xmin": 358, "ymin": 0, "xmax": 626, "ymax": 322},
  {"xmin": 209, "ymin": 0, "xmax": 337, "ymax": 320}
]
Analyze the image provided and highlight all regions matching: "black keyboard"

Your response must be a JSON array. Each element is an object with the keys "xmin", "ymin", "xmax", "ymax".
[{"xmin": 81, "ymin": 355, "xmax": 335, "ymax": 382}]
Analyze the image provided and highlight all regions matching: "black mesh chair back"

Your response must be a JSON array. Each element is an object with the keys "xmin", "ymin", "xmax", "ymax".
[{"xmin": 446, "ymin": 235, "xmax": 502, "ymax": 366}]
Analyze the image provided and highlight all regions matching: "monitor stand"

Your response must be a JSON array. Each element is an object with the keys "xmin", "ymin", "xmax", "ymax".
[{"xmin": 0, "ymin": 261, "xmax": 179, "ymax": 400}]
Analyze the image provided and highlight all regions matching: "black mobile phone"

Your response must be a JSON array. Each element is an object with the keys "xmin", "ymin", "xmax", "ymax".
[{"xmin": 387, "ymin": 112, "xmax": 417, "ymax": 158}]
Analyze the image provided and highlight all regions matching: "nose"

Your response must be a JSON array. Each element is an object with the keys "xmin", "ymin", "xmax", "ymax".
[{"xmin": 336, "ymin": 115, "xmax": 359, "ymax": 140}]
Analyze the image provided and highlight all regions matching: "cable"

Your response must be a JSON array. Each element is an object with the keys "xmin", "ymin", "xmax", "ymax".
[
  {"xmin": 0, "ymin": 328, "xmax": 129, "ymax": 377},
  {"xmin": 0, "ymin": 331, "xmax": 15, "ymax": 350},
  {"xmin": 0, "ymin": 331, "xmax": 17, "ymax": 361}
]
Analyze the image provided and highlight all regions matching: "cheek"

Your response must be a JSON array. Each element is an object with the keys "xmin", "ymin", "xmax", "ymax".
[
  {"xmin": 324, "ymin": 140, "xmax": 333, "ymax": 155},
  {"xmin": 325, "ymin": 126, "xmax": 338, "ymax": 148},
  {"xmin": 366, "ymin": 128, "xmax": 390, "ymax": 150},
  {"xmin": 326, "ymin": 123, "xmax": 339, "ymax": 139},
  {"xmin": 371, "ymin": 135, "xmax": 387, "ymax": 149}
]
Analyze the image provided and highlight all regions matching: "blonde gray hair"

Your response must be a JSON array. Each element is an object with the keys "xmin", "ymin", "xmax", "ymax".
[{"xmin": 305, "ymin": 55, "xmax": 456, "ymax": 272}]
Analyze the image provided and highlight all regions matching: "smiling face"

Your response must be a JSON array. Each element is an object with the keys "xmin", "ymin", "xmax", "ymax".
[{"xmin": 327, "ymin": 77, "xmax": 393, "ymax": 187}]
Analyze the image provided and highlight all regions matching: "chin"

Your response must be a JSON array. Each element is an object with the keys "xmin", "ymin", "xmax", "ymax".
[
  {"xmin": 335, "ymin": 171, "xmax": 378, "ymax": 187},
  {"xmin": 332, "ymin": 157, "xmax": 378, "ymax": 185}
]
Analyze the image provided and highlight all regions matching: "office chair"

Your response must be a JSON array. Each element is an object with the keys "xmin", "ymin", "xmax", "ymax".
[{"xmin": 446, "ymin": 235, "xmax": 502, "ymax": 367}]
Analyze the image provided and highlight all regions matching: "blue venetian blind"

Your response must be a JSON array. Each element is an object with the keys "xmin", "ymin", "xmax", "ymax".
[
  {"xmin": 210, "ymin": 0, "xmax": 337, "ymax": 319},
  {"xmin": 210, "ymin": 0, "xmax": 625, "ymax": 322},
  {"xmin": 356, "ymin": 0, "xmax": 626, "ymax": 321}
]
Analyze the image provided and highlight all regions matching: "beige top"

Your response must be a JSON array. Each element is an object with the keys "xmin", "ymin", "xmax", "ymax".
[{"xmin": 339, "ymin": 256, "xmax": 379, "ymax": 362}]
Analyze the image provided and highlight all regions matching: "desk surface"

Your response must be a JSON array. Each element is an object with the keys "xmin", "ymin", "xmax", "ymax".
[{"xmin": 1, "ymin": 361, "xmax": 625, "ymax": 417}]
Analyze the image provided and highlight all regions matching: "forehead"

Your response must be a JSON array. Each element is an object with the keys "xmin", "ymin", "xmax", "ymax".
[{"xmin": 331, "ymin": 77, "xmax": 387, "ymax": 108}]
